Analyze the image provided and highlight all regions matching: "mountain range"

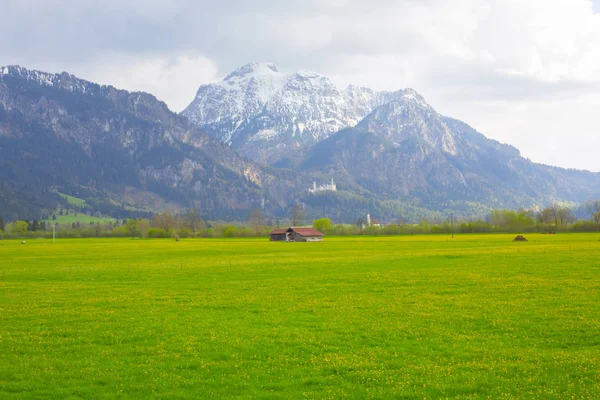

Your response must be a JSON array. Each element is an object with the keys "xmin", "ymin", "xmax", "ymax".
[{"xmin": 1, "ymin": 62, "xmax": 600, "ymax": 222}]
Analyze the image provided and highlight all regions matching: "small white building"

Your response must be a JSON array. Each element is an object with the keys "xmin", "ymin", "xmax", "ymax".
[{"xmin": 364, "ymin": 213, "xmax": 381, "ymax": 228}]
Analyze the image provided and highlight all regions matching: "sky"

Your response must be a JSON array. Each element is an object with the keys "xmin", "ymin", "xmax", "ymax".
[{"xmin": 1, "ymin": 0, "xmax": 600, "ymax": 171}]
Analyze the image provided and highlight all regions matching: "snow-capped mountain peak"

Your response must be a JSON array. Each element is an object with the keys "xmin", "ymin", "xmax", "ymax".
[
  {"xmin": 181, "ymin": 63, "xmax": 420, "ymax": 164},
  {"xmin": 223, "ymin": 62, "xmax": 281, "ymax": 81}
]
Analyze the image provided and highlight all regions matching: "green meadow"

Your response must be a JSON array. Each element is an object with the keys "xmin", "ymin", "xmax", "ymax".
[
  {"xmin": 55, "ymin": 192, "xmax": 87, "ymax": 207},
  {"xmin": 1, "ymin": 234, "xmax": 600, "ymax": 399},
  {"xmin": 44, "ymin": 214, "xmax": 116, "ymax": 225}
]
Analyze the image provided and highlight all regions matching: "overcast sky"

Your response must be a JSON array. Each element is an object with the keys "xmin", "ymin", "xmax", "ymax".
[{"xmin": 2, "ymin": 0, "xmax": 600, "ymax": 171}]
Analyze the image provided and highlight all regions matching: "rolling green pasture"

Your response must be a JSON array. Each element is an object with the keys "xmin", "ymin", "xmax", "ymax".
[
  {"xmin": 44, "ymin": 215, "xmax": 116, "ymax": 225},
  {"xmin": 56, "ymin": 192, "xmax": 86, "ymax": 207},
  {"xmin": 1, "ymin": 234, "xmax": 600, "ymax": 398}
]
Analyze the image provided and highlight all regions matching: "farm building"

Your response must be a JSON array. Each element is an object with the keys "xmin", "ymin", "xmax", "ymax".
[
  {"xmin": 269, "ymin": 228, "xmax": 288, "ymax": 241},
  {"xmin": 269, "ymin": 227, "xmax": 324, "ymax": 242}
]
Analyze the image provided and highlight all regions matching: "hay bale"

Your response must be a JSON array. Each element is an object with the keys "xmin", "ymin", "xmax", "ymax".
[{"xmin": 513, "ymin": 235, "xmax": 528, "ymax": 242}]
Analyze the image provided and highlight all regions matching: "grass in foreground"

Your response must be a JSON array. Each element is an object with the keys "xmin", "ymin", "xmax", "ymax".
[{"xmin": 1, "ymin": 234, "xmax": 600, "ymax": 398}]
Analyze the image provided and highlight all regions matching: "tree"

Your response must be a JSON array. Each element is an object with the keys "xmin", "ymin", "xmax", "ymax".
[
  {"xmin": 0, "ymin": 216, "xmax": 4, "ymax": 231},
  {"xmin": 490, "ymin": 209, "xmax": 535, "ymax": 231},
  {"xmin": 151, "ymin": 211, "xmax": 176, "ymax": 232},
  {"xmin": 13, "ymin": 221, "xmax": 29, "ymax": 235},
  {"xmin": 313, "ymin": 218, "xmax": 332, "ymax": 233},
  {"xmin": 52, "ymin": 214, "xmax": 57, "ymax": 221},
  {"xmin": 588, "ymin": 200, "xmax": 600, "ymax": 226},
  {"xmin": 290, "ymin": 204, "xmax": 305, "ymax": 226},
  {"xmin": 556, "ymin": 207, "xmax": 576, "ymax": 225},
  {"xmin": 355, "ymin": 218, "xmax": 365, "ymax": 229},
  {"xmin": 547, "ymin": 204, "xmax": 559, "ymax": 228},
  {"xmin": 125, "ymin": 219, "xmax": 141, "ymax": 237},
  {"xmin": 223, "ymin": 225, "xmax": 238, "ymax": 238},
  {"xmin": 537, "ymin": 208, "xmax": 554, "ymax": 225},
  {"xmin": 93, "ymin": 222, "xmax": 102, "ymax": 237},
  {"xmin": 183, "ymin": 209, "xmax": 203, "ymax": 234},
  {"xmin": 30, "ymin": 220, "xmax": 40, "ymax": 232},
  {"xmin": 248, "ymin": 209, "xmax": 266, "ymax": 233},
  {"xmin": 139, "ymin": 219, "xmax": 150, "ymax": 238}
]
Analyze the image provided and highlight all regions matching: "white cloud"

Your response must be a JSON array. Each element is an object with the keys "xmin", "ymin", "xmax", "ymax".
[
  {"xmin": 1, "ymin": 0, "xmax": 600, "ymax": 169},
  {"xmin": 247, "ymin": 0, "xmax": 600, "ymax": 170},
  {"xmin": 78, "ymin": 55, "xmax": 219, "ymax": 112}
]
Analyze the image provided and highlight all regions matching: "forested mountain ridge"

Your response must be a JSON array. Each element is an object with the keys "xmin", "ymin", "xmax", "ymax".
[{"xmin": 0, "ymin": 65, "xmax": 291, "ymax": 220}]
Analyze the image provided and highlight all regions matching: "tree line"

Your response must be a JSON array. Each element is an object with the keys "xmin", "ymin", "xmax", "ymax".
[{"xmin": 2, "ymin": 202, "xmax": 600, "ymax": 239}]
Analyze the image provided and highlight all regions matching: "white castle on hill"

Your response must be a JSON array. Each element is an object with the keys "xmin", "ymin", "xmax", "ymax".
[{"xmin": 309, "ymin": 178, "xmax": 337, "ymax": 194}]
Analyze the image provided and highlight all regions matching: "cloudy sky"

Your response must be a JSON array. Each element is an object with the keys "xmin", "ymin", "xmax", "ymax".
[{"xmin": 2, "ymin": 0, "xmax": 600, "ymax": 171}]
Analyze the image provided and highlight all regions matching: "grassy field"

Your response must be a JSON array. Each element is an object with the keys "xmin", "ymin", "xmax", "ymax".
[
  {"xmin": 1, "ymin": 234, "xmax": 600, "ymax": 398},
  {"xmin": 44, "ymin": 214, "xmax": 116, "ymax": 225},
  {"xmin": 47, "ymin": 191, "xmax": 116, "ymax": 225},
  {"xmin": 55, "ymin": 192, "xmax": 87, "ymax": 207}
]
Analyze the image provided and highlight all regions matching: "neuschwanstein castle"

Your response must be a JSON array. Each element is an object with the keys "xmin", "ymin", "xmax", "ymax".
[{"xmin": 308, "ymin": 179, "xmax": 337, "ymax": 194}]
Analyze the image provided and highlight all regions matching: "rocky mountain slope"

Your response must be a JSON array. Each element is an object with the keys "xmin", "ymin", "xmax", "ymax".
[
  {"xmin": 182, "ymin": 62, "xmax": 413, "ymax": 165},
  {"xmin": 299, "ymin": 92, "xmax": 600, "ymax": 212},
  {"xmin": 0, "ymin": 65, "xmax": 291, "ymax": 220}
]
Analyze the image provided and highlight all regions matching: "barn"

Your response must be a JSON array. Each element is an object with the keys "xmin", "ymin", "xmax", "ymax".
[
  {"xmin": 286, "ymin": 227, "xmax": 324, "ymax": 242},
  {"xmin": 269, "ymin": 228, "xmax": 288, "ymax": 241},
  {"xmin": 269, "ymin": 227, "xmax": 324, "ymax": 242}
]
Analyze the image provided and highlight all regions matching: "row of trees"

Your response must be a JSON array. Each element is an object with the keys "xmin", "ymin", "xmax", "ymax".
[
  {"xmin": 311, "ymin": 203, "xmax": 600, "ymax": 236},
  {"xmin": 0, "ymin": 209, "xmax": 274, "ymax": 239},
  {"xmin": 3, "ymin": 202, "xmax": 600, "ymax": 239}
]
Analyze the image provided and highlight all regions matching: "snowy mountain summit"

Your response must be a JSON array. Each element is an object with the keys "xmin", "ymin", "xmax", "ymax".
[{"xmin": 182, "ymin": 62, "xmax": 417, "ymax": 164}]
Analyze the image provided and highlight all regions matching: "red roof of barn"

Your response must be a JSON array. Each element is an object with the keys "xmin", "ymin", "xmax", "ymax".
[
  {"xmin": 269, "ymin": 228, "xmax": 287, "ymax": 235},
  {"xmin": 288, "ymin": 227, "xmax": 324, "ymax": 236}
]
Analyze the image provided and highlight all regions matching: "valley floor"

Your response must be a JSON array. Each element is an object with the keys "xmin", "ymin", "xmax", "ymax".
[{"xmin": 1, "ymin": 234, "xmax": 600, "ymax": 398}]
